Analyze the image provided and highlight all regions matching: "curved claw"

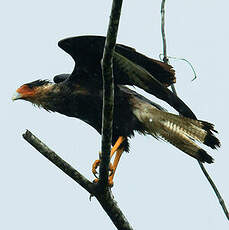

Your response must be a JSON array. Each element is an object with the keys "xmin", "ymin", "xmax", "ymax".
[
  {"xmin": 92, "ymin": 159, "xmax": 114, "ymax": 178},
  {"xmin": 92, "ymin": 159, "xmax": 114, "ymax": 187},
  {"xmin": 93, "ymin": 178, "xmax": 99, "ymax": 184},
  {"xmin": 108, "ymin": 177, "xmax": 114, "ymax": 187},
  {"xmin": 93, "ymin": 177, "xmax": 114, "ymax": 187},
  {"xmin": 92, "ymin": 159, "xmax": 101, "ymax": 178},
  {"xmin": 109, "ymin": 164, "xmax": 114, "ymax": 177}
]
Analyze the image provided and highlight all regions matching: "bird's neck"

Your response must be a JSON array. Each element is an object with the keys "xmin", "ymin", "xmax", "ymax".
[{"xmin": 29, "ymin": 83, "xmax": 61, "ymax": 111}]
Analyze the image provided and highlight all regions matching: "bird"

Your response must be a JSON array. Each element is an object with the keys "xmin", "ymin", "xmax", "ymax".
[{"xmin": 12, "ymin": 35, "xmax": 220, "ymax": 186}]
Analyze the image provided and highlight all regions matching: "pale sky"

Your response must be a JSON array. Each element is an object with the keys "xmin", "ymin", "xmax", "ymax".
[{"xmin": 2, "ymin": 0, "xmax": 229, "ymax": 229}]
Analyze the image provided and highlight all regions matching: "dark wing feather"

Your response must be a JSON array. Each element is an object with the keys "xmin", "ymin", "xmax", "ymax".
[
  {"xmin": 115, "ymin": 44, "xmax": 175, "ymax": 86},
  {"xmin": 58, "ymin": 36, "xmax": 103, "ymax": 77},
  {"xmin": 58, "ymin": 35, "xmax": 175, "ymax": 86},
  {"xmin": 53, "ymin": 74, "xmax": 70, "ymax": 83},
  {"xmin": 58, "ymin": 35, "xmax": 196, "ymax": 119},
  {"xmin": 113, "ymin": 52, "xmax": 196, "ymax": 119}
]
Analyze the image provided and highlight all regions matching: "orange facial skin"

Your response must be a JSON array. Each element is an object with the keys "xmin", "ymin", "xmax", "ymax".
[
  {"xmin": 16, "ymin": 85, "xmax": 35, "ymax": 99},
  {"xmin": 16, "ymin": 84, "xmax": 37, "ymax": 99}
]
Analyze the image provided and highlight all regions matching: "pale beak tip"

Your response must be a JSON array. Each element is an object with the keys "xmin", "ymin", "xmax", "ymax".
[{"xmin": 12, "ymin": 92, "xmax": 22, "ymax": 101}]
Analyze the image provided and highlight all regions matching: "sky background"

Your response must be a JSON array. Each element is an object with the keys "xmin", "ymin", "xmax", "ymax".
[{"xmin": 1, "ymin": 0, "xmax": 229, "ymax": 229}]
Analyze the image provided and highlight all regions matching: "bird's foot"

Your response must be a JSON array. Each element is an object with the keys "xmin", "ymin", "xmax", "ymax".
[
  {"xmin": 93, "ymin": 176, "xmax": 114, "ymax": 187},
  {"xmin": 92, "ymin": 159, "xmax": 101, "ymax": 178},
  {"xmin": 92, "ymin": 159, "xmax": 114, "ymax": 178},
  {"xmin": 92, "ymin": 159, "xmax": 114, "ymax": 187}
]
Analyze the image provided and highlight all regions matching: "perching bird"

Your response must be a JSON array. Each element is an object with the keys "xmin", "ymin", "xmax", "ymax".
[{"xmin": 13, "ymin": 36, "xmax": 220, "ymax": 185}]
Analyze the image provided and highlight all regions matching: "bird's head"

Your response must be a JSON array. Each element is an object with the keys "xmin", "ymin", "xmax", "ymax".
[{"xmin": 12, "ymin": 79, "xmax": 51, "ymax": 104}]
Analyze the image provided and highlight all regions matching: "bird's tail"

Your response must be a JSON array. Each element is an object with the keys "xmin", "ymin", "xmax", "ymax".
[{"xmin": 132, "ymin": 103, "xmax": 220, "ymax": 163}]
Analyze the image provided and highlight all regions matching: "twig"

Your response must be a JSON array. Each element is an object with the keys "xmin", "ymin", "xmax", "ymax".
[
  {"xmin": 161, "ymin": 0, "xmax": 168, "ymax": 64},
  {"xmin": 160, "ymin": 0, "xmax": 229, "ymax": 221},
  {"xmin": 23, "ymin": 130, "xmax": 134, "ymax": 230},
  {"xmin": 198, "ymin": 161, "xmax": 229, "ymax": 220},
  {"xmin": 159, "ymin": 54, "xmax": 198, "ymax": 81},
  {"xmin": 99, "ymin": 0, "xmax": 123, "ymax": 187},
  {"xmin": 161, "ymin": 0, "xmax": 177, "ymax": 95}
]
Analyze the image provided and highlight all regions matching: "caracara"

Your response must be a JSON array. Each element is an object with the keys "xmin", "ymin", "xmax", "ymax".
[{"xmin": 13, "ymin": 36, "xmax": 220, "ymax": 186}]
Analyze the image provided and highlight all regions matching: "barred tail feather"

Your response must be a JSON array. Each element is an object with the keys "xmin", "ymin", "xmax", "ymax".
[
  {"xmin": 133, "ymin": 104, "xmax": 220, "ymax": 163},
  {"xmin": 158, "ymin": 119, "xmax": 214, "ymax": 163}
]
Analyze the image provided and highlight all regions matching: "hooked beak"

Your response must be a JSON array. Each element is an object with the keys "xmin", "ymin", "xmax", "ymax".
[{"xmin": 12, "ymin": 91, "xmax": 22, "ymax": 101}]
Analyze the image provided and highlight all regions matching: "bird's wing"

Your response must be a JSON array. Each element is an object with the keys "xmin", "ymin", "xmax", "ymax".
[
  {"xmin": 53, "ymin": 74, "xmax": 70, "ymax": 83},
  {"xmin": 58, "ymin": 35, "xmax": 196, "ymax": 119},
  {"xmin": 58, "ymin": 36, "xmax": 103, "ymax": 79},
  {"xmin": 58, "ymin": 35, "xmax": 175, "ymax": 86},
  {"xmin": 113, "ymin": 52, "xmax": 196, "ymax": 119},
  {"xmin": 115, "ymin": 44, "xmax": 175, "ymax": 86}
]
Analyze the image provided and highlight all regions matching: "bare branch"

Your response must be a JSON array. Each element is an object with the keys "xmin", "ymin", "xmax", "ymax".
[
  {"xmin": 160, "ymin": 0, "xmax": 229, "ymax": 221},
  {"xmin": 97, "ymin": 1, "xmax": 134, "ymax": 227},
  {"xmin": 23, "ymin": 130, "xmax": 133, "ymax": 229},
  {"xmin": 23, "ymin": 130, "xmax": 94, "ymax": 194},
  {"xmin": 99, "ymin": 0, "xmax": 123, "ymax": 187},
  {"xmin": 159, "ymin": 54, "xmax": 198, "ymax": 81},
  {"xmin": 97, "ymin": 192, "xmax": 134, "ymax": 230},
  {"xmin": 161, "ymin": 0, "xmax": 168, "ymax": 63},
  {"xmin": 160, "ymin": 0, "xmax": 177, "ymax": 95},
  {"xmin": 198, "ymin": 161, "xmax": 229, "ymax": 220}
]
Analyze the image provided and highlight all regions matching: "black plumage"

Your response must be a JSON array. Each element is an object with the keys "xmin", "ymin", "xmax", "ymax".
[{"xmin": 58, "ymin": 36, "xmax": 196, "ymax": 119}]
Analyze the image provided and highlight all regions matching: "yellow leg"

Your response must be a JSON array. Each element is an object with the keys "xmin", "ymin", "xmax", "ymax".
[
  {"xmin": 110, "ymin": 136, "xmax": 125, "ymax": 159},
  {"xmin": 92, "ymin": 136, "xmax": 125, "ymax": 186},
  {"xmin": 108, "ymin": 148, "xmax": 124, "ymax": 186}
]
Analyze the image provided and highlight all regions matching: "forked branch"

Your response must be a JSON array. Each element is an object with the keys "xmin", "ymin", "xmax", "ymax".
[{"xmin": 23, "ymin": 130, "xmax": 133, "ymax": 230}]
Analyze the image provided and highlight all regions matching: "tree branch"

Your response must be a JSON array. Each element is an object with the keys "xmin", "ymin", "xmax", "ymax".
[
  {"xmin": 160, "ymin": 0, "xmax": 229, "ymax": 221},
  {"xmin": 99, "ymin": 0, "xmax": 123, "ymax": 187},
  {"xmin": 160, "ymin": 0, "xmax": 177, "ymax": 95},
  {"xmin": 97, "ymin": 1, "xmax": 134, "ymax": 227},
  {"xmin": 23, "ymin": 130, "xmax": 134, "ymax": 229},
  {"xmin": 23, "ymin": 130, "xmax": 94, "ymax": 194},
  {"xmin": 198, "ymin": 161, "xmax": 229, "ymax": 220},
  {"xmin": 96, "ymin": 192, "xmax": 134, "ymax": 230}
]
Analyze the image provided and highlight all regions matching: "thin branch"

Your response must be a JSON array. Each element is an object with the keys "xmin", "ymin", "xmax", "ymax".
[
  {"xmin": 23, "ymin": 130, "xmax": 94, "ymax": 194},
  {"xmin": 160, "ymin": 0, "xmax": 168, "ymax": 63},
  {"xmin": 161, "ymin": 0, "xmax": 177, "ymax": 98},
  {"xmin": 159, "ymin": 54, "xmax": 198, "ymax": 81},
  {"xmin": 23, "ymin": 130, "xmax": 134, "ymax": 230},
  {"xmin": 160, "ymin": 0, "xmax": 229, "ymax": 221},
  {"xmin": 198, "ymin": 161, "xmax": 229, "ymax": 220},
  {"xmin": 99, "ymin": 0, "xmax": 123, "ymax": 187},
  {"xmin": 98, "ymin": 1, "xmax": 134, "ymax": 227}
]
